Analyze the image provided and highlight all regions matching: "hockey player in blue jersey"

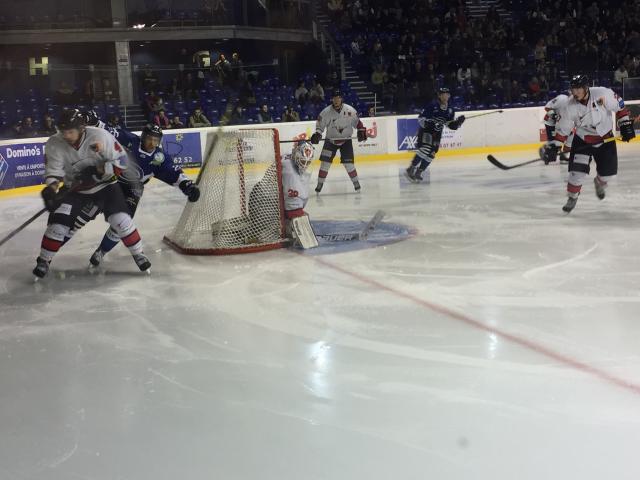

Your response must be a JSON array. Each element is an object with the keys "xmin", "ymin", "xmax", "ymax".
[
  {"xmin": 406, "ymin": 87, "xmax": 465, "ymax": 182},
  {"xmin": 88, "ymin": 124, "xmax": 200, "ymax": 266}
]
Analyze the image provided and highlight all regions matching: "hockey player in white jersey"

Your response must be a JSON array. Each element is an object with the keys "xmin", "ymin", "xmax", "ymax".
[
  {"xmin": 247, "ymin": 140, "xmax": 315, "ymax": 245},
  {"xmin": 539, "ymin": 93, "xmax": 571, "ymax": 163},
  {"xmin": 310, "ymin": 90, "xmax": 367, "ymax": 193},
  {"xmin": 282, "ymin": 140, "xmax": 314, "ymax": 224},
  {"xmin": 543, "ymin": 74, "xmax": 636, "ymax": 212},
  {"xmin": 33, "ymin": 109, "xmax": 151, "ymax": 278}
]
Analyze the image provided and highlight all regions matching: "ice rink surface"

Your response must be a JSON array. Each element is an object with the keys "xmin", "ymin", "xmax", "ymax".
[{"xmin": 1, "ymin": 143, "xmax": 640, "ymax": 479}]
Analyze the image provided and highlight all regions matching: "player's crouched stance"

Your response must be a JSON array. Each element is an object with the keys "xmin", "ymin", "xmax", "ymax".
[
  {"xmin": 282, "ymin": 141, "xmax": 317, "ymax": 248},
  {"xmin": 89, "ymin": 125, "xmax": 199, "ymax": 267},
  {"xmin": 543, "ymin": 75, "xmax": 636, "ymax": 213},
  {"xmin": 33, "ymin": 109, "xmax": 151, "ymax": 279}
]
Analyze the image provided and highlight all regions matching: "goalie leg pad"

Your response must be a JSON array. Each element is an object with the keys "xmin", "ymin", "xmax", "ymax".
[{"xmin": 289, "ymin": 215, "xmax": 318, "ymax": 249}]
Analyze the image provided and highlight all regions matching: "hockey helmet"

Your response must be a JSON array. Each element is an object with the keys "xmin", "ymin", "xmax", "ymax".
[
  {"xmin": 141, "ymin": 123, "xmax": 164, "ymax": 141},
  {"xmin": 570, "ymin": 74, "xmax": 589, "ymax": 89},
  {"xmin": 437, "ymin": 86, "xmax": 451, "ymax": 95},
  {"xmin": 292, "ymin": 140, "xmax": 314, "ymax": 172},
  {"xmin": 84, "ymin": 109, "xmax": 100, "ymax": 127},
  {"xmin": 331, "ymin": 89, "xmax": 343, "ymax": 98},
  {"xmin": 56, "ymin": 108, "xmax": 86, "ymax": 131}
]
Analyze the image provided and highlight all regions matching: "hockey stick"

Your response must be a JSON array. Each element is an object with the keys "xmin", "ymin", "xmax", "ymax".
[
  {"xmin": 486, "ymin": 155, "xmax": 542, "ymax": 170},
  {"xmin": 487, "ymin": 136, "xmax": 619, "ymax": 170},
  {"xmin": 0, "ymin": 182, "xmax": 84, "ymax": 248},
  {"xmin": 463, "ymin": 110, "xmax": 504, "ymax": 120},
  {"xmin": 0, "ymin": 207, "xmax": 48, "ymax": 248}
]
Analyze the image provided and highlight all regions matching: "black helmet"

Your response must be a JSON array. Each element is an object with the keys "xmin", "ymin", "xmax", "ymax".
[
  {"xmin": 437, "ymin": 86, "xmax": 451, "ymax": 95},
  {"xmin": 570, "ymin": 74, "xmax": 589, "ymax": 89},
  {"xmin": 331, "ymin": 89, "xmax": 343, "ymax": 98},
  {"xmin": 141, "ymin": 123, "xmax": 163, "ymax": 141},
  {"xmin": 56, "ymin": 108, "xmax": 86, "ymax": 130},
  {"xmin": 84, "ymin": 109, "xmax": 100, "ymax": 127}
]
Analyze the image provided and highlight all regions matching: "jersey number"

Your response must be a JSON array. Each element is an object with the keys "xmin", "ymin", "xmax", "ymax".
[{"xmin": 288, "ymin": 189, "xmax": 299, "ymax": 198}]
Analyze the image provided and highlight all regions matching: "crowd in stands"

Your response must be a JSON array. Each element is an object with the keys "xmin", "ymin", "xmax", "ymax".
[
  {"xmin": 326, "ymin": 0, "xmax": 640, "ymax": 112},
  {"xmin": 133, "ymin": 49, "xmax": 369, "ymax": 131}
]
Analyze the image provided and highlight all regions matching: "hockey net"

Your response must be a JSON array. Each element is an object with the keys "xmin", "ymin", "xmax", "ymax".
[{"xmin": 163, "ymin": 128, "xmax": 287, "ymax": 254}]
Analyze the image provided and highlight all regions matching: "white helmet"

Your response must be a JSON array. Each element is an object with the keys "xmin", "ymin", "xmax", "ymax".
[{"xmin": 292, "ymin": 140, "xmax": 314, "ymax": 172}]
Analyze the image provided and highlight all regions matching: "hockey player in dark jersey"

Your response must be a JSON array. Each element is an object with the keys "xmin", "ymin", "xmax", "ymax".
[
  {"xmin": 88, "ymin": 124, "xmax": 200, "ymax": 266},
  {"xmin": 406, "ymin": 87, "xmax": 465, "ymax": 182}
]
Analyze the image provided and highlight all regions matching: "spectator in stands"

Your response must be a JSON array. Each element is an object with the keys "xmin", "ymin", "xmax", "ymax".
[
  {"xmin": 350, "ymin": 35, "xmax": 363, "ymax": 57},
  {"xmin": 367, "ymin": 106, "xmax": 376, "ymax": 117},
  {"xmin": 228, "ymin": 105, "xmax": 244, "ymax": 125},
  {"xmin": 171, "ymin": 116, "xmax": 185, "ymax": 128},
  {"xmin": 214, "ymin": 54, "xmax": 231, "ymax": 86},
  {"xmin": 457, "ymin": 64, "xmax": 472, "ymax": 85},
  {"xmin": 230, "ymin": 52, "xmax": 244, "ymax": 87},
  {"xmin": 309, "ymin": 80, "xmax": 325, "ymax": 104},
  {"xmin": 327, "ymin": 0, "xmax": 343, "ymax": 21},
  {"xmin": 39, "ymin": 114, "xmax": 57, "ymax": 136},
  {"xmin": 295, "ymin": 80, "xmax": 308, "ymax": 105},
  {"xmin": 82, "ymin": 80, "xmax": 94, "ymax": 103},
  {"xmin": 614, "ymin": 64, "xmax": 629, "ymax": 85},
  {"xmin": 528, "ymin": 77, "xmax": 541, "ymax": 100},
  {"xmin": 146, "ymin": 91, "xmax": 164, "ymax": 114},
  {"xmin": 154, "ymin": 109, "xmax": 171, "ymax": 129},
  {"xmin": 371, "ymin": 64, "xmax": 386, "ymax": 98},
  {"xmin": 20, "ymin": 116, "xmax": 35, "ymax": 138},
  {"xmin": 141, "ymin": 68, "xmax": 158, "ymax": 91},
  {"xmin": 258, "ymin": 104, "xmax": 274, "ymax": 123},
  {"xmin": 189, "ymin": 107, "xmax": 211, "ymax": 128},
  {"xmin": 282, "ymin": 105, "xmax": 300, "ymax": 123}
]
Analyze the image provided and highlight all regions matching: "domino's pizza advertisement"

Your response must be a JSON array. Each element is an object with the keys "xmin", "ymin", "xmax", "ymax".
[
  {"xmin": 0, "ymin": 142, "xmax": 47, "ymax": 190},
  {"xmin": 396, "ymin": 118, "xmax": 462, "ymax": 151},
  {"xmin": 161, "ymin": 132, "xmax": 202, "ymax": 169}
]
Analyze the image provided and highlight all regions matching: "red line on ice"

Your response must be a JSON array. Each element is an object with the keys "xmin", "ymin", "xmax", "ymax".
[{"xmin": 313, "ymin": 256, "xmax": 640, "ymax": 398}]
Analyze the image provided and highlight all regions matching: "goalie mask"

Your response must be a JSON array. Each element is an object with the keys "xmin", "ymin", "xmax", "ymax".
[{"xmin": 292, "ymin": 140, "xmax": 314, "ymax": 172}]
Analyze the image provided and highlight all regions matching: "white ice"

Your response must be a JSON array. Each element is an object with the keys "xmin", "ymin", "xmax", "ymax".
[{"xmin": 1, "ymin": 144, "xmax": 640, "ymax": 480}]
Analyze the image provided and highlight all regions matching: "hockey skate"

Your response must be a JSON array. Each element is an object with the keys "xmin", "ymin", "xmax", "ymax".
[
  {"xmin": 133, "ymin": 253, "xmax": 151, "ymax": 273},
  {"xmin": 32, "ymin": 257, "xmax": 50, "ymax": 280},
  {"xmin": 315, "ymin": 183, "xmax": 323, "ymax": 193},
  {"xmin": 593, "ymin": 177, "xmax": 606, "ymax": 200},
  {"xmin": 353, "ymin": 180, "xmax": 361, "ymax": 191},
  {"xmin": 413, "ymin": 168, "xmax": 426, "ymax": 182},
  {"xmin": 562, "ymin": 196, "xmax": 579, "ymax": 213},
  {"xmin": 405, "ymin": 166, "xmax": 417, "ymax": 181},
  {"xmin": 89, "ymin": 248, "xmax": 105, "ymax": 267}
]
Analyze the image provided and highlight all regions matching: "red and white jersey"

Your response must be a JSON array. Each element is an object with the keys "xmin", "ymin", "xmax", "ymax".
[
  {"xmin": 315, "ymin": 103, "xmax": 363, "ymax": 145},
  {"xmin": 544, "ymin": 94, "xmax": 569, "ymax": 127},
  {"xmin": 282, "ymin": 154, "xmax": 311, "ymax": 218},
  {"xmin": 555, "ymin": 87, "xmax": 627, "ymax": 144},
  {"xmin": 45, "ymin": 126, "xmax": 128, "ymax": 194}
]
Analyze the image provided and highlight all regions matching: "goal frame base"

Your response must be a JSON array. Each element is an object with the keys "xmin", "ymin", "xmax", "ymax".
[{"xmin": 162, "ymin": 235, "xmax": 289, "ymax": 255}]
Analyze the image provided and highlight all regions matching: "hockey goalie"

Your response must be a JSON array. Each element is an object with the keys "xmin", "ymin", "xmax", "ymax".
[{"xmin": 249, "ymin": 140, "xmax": 318, "ymax": 249}]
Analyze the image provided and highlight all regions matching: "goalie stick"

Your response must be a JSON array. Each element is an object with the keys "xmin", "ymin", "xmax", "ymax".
[{"xmin": 316, "ymin": 210, "xmax": 385, "ymax": 242}]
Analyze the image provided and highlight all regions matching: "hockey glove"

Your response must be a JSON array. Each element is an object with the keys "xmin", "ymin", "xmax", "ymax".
[
  {"xmin": 542, "ymin": 143, "xmax": 559, "ymax": 165},
  {"xmin": 41, "ymin": 184, "xmax": 61, "ymax": 212},
  {"xmin": 179, "ymin": 180, "xmax": 200, "ymax": 202},
  {"xmin": 619, "ymin": 118, "xmax": 636, "ymax": 142},
  {"xmin": 310, "ymin": 132, "xmax": 322, "ymax": 144},
  {"xmin": 357, "ymin": 128, "xmax": 367, "ymax": 142}
]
